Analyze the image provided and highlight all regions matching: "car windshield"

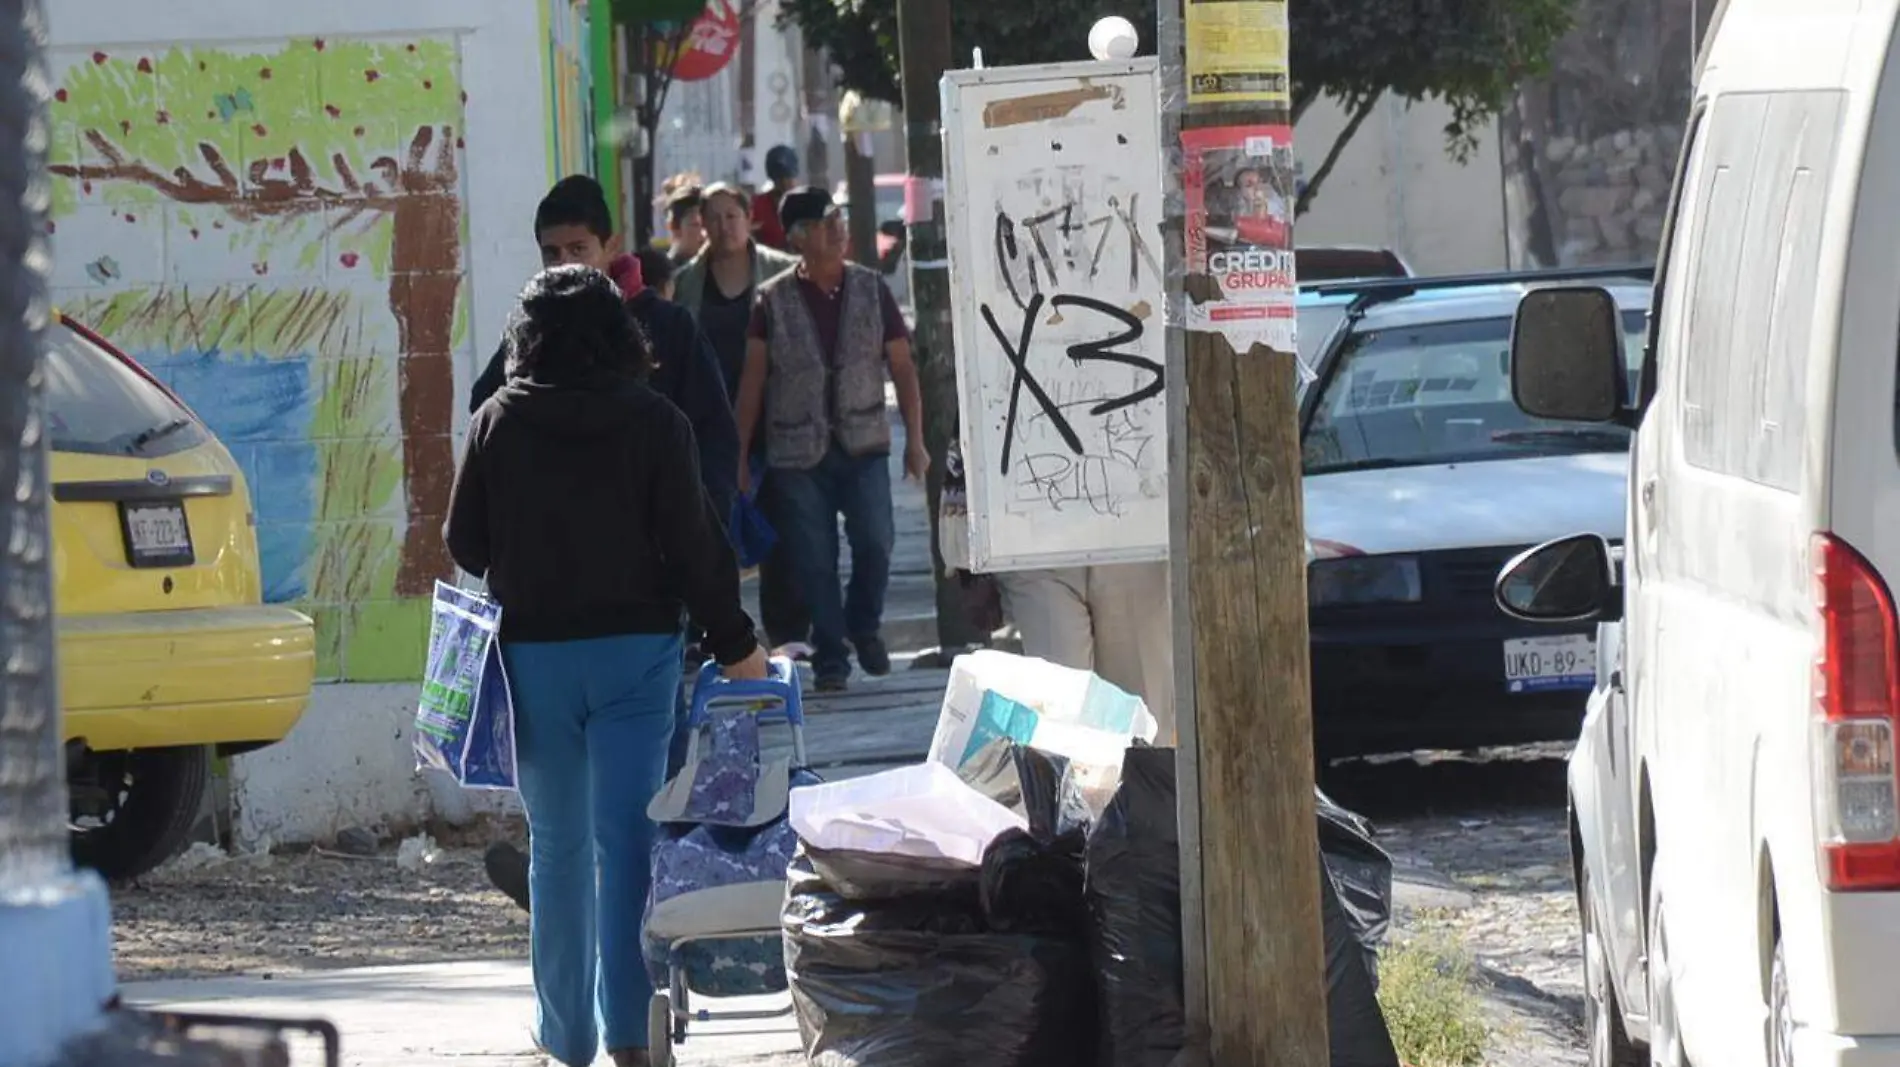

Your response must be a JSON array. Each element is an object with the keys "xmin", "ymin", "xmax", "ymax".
[
  {"xmin": 1303, "ymin": 308, "xmax": 1648, "ymax": 475},
  {"xmin": 43, "ymin": 321, "xmax": 209, "ymax": 459},
  {"xmin": 1296, "ymin": 303, "xmax": 1347, "ymax": 383}
]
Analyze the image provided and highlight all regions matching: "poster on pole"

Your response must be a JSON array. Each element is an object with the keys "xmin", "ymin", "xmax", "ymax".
[
  {"xmin": 942, "ymin": 59, "xmax": 1168, "ymax": 573},
  {"xmin": 1184, "ymin": 0, "xmax": 1291, "ymax": 106},
  {"xmin": 1183, "ymin": 124, "xmax": 1300, "ymax": 359}
]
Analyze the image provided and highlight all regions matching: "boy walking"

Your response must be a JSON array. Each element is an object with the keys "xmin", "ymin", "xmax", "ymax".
[{"xmin": 469, "ymin": 175, "xmax": 738, "ymax": 521}]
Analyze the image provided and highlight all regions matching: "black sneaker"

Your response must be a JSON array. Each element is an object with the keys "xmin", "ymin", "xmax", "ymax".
[
  {"xmin": 853, "ymin": 635, "xmax": 891, "ymax": 677},
  {"xmin": 813, "ymin": 670, "xmax": 850, "ymax": 693},
  {"xmin": 484, "ymin": 841, "xmax": 531, "ymax": 913}
]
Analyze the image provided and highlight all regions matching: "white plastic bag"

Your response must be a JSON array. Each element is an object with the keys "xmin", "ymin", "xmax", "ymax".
[{"xmin": 788, "ymin": 761, "xmax": 1026, "ymax": 866}]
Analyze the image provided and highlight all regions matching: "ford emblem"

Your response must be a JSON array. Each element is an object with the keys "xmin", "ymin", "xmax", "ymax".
[{"xmin": 146, "ymin": 470, "xmax": 170, "ymax": 487}]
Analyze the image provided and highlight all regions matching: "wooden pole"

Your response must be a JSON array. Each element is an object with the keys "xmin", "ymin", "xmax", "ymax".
[
  {"xmin": 896, "ymin": 0, "xmax": 987, "ymax": 657},
  {"xmin": 1157, "ymin": 1, "xmax": 1330, "ymax": 1062}
]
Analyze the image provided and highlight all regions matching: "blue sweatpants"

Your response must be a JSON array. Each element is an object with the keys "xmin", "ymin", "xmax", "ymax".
[{"xmin": 503, "ymin": 632, "xmax": 682, "ymax": 1066}]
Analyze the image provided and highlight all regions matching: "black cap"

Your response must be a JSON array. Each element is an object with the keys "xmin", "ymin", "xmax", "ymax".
[{"xmin": 777, "ymin": 186, "xmax": 839, "ymax": 232}]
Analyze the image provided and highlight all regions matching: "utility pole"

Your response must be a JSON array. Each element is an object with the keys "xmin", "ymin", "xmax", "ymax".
[
  {"xmin": 896, "ymin": 0, "xmax": 985, "ymax": 657},
  {"xmin": 1157, "ymin": 0, "xmax": 1329, "ymax": 1062},
  {"xmin": 0, "ymin": 1, "xmax": 119, "ymax": 1062}
]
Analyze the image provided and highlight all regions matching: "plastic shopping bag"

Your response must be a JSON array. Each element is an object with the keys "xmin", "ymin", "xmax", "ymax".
[
  {"xmin": 729, "ymin": 487, "xmax": 777, "ymax": 570},
  {"xmin": 414, "ymin": 581, "xmax": 517, "ymax": 790}
]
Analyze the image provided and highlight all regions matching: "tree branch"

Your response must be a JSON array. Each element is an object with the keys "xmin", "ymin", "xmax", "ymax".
[
  {"xmin": 44, "ymin": 126, "xmax": 464, "ymax": 223},
  {"xmin": 1295, "ymin": 92, "xmax": 1382, "ymax": 218}
]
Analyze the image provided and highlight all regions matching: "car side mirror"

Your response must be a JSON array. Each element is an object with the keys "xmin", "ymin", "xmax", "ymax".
[
  {"xmin": 1509, "ymin": 287, "xmax": 1626, "ymax": 423},
  {"xmin": 1495, "ymin": 533, "xmax": 1617, "ymax": 623}
]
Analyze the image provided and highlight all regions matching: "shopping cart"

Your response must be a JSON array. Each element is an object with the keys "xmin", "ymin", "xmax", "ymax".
[{"xmin": 643, "ymin": 656, "xmax": 808, "ymax": 1067}]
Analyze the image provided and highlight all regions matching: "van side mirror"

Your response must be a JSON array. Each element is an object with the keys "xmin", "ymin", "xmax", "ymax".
[
  {"xmin": 1495, "ymin": 533, "xmax": 1617, "ymax": 623},
  {"xmin": 1509, "ymin": 287, "xmax": 1626, "ymax": 423}
]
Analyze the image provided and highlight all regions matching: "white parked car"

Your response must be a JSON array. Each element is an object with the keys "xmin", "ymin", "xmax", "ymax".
[
  {"xmin": 1496, "ymin": 3, "xmax": 1900, "ymax": 1063},
  {"xmin": 1294, "ymin": 270, "xmax": 1649, "ymax": 758}
]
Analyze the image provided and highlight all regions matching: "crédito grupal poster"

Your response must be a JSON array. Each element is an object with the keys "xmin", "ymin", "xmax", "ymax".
[{"xmin": 1183, "ymin": 124, "xmax": 1298, "ymax": 355}]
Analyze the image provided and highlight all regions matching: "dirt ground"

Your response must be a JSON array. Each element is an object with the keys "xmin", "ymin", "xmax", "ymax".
[{"xmin": 110, "ymin": 841, "xmax": 527, "ymax": 982}]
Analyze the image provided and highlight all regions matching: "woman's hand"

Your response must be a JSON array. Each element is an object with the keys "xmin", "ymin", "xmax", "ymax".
[{"xmin": 721, "ymin": 645, "xmax": 770, "ymax": 681}]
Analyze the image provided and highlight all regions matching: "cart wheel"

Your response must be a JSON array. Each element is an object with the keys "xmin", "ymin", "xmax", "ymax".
[{"xmin": 648, "ymin": 992, "xmax": 675, "ymax": 1067}]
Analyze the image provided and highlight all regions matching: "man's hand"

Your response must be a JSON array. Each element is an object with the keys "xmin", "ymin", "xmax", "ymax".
[
  {"xmin": 722, "ymin": 645, "xmax": 770, "ymax": 681},
  {"xmin": 905, "ymin": 438, "xmax": 930, "ymax": 482}
]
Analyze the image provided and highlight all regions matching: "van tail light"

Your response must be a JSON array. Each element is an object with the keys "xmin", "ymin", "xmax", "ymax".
[{"xmin": 1812, "ymin": 533, "xmax": 1900, "ymax": 891}]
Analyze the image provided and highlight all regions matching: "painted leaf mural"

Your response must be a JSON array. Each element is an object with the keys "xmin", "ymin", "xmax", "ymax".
[{"xmin": 45, "ymin": 38, "xmax": 472, "ymax": 682}]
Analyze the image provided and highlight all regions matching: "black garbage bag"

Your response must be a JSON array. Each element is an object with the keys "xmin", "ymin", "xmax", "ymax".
[
  {"xmin": 1085, "ymin": 747, "xmax": 1186, "ymax": 1067},
  {"xmin": 783, "ymin": 845, "xmax": 1096, "ymax": 1067},
  {"xmin": 981, "ymin": 826, "xmax": 1090, "ymax": 939},
  {"xmin": 1084, "ymin": 749, "xmax": 1400, "ymax": 1067},
  {"xmin": 957, "ymin": 738, "xmax": 1094, "ymax": 840},
  {"xmin": 1319, "ymin": 857, "xmax": 1402, "ymax": 1067},
  {"xmin": 1317, "ymin": 788, "xmax": 1395, "ymax": 982}
]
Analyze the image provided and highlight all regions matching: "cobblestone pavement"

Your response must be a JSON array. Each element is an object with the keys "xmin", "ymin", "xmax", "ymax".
[{"xmin": 1325, "ymin": 744, "xmax": 1585, "ymax": 1067}]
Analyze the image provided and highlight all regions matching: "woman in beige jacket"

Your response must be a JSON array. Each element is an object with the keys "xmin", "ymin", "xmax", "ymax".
[{"xmin": 671, "ymin": 183, "xmax": 808, "ymax": 649}]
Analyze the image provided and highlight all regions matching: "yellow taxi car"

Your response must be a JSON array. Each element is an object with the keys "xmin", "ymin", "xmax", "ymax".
[{"xmin": 47, "ymin": 312, "xmax": 315, "ymax": 880}]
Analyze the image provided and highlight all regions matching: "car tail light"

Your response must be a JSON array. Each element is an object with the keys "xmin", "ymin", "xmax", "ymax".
[{"xmin": 1812, "ymin": 533, "xmax": 1900, "ymax": 891}]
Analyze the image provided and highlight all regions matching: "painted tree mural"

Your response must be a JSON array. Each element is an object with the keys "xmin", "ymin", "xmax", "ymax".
[{"xmin": 46, "ymin": 38, "xmax": 467, "ymax": 609}]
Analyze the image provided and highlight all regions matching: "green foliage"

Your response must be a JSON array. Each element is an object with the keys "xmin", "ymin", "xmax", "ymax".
[
  {"xmin": 779, "ymin": 0, "xmax": 1576, "ymax": 202},
  {"xmin": 1377, "ymin": 937, "xmax": 1490, "ymax": 1067}
]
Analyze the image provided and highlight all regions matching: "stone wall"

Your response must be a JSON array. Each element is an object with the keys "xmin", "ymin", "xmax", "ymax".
[
  {"xmin": 1540, "ymin": 123, "xmax": 1682, "ymax": 265},
  {"xmin": 1502, "ymin": 0, "xmax": 1704, "ymax": 268}
]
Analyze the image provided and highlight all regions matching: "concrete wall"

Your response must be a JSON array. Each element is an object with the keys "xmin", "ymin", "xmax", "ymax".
[
  {"xmin": 46, "ymin": 0, "xmax": 571, "ymax": 846},
  {"xmin": 229, "ymin": 685, "xmax": 516, "ymax": 850},
  {"xmin": 1293, "ymin": 94, "xmax": 1510, "ymax": 275}
]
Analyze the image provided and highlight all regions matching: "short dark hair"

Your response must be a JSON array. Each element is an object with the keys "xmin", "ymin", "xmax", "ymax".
[
  {"xmin": 765, "ymin": 145, "xmax": 798, "ymax": 184},
  {"xmin": 535, "ymin": 175, "xmax": 615, "ymax": 242},
  {"xmin": 701, "ymin": 181, "xmax": 751, "ymax": 216},
  {"xmin": 636, "ymin": 246, "xmax": 674, "ymax": 291},
  {"xmin": 665, "ymin": 185, "xmax": 703, "ymax": 225},
  {"xmin": 504, "ymin": 265, "xmax": 652, "ymax": 386}
]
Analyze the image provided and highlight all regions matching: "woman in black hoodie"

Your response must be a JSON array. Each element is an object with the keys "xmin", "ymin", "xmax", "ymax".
[{"xmin": 445, "ymin": 265, "xmax": 766, "ymax": 1067}]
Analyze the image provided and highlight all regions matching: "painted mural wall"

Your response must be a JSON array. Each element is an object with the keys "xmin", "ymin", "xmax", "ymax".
[
  {"xmin": 45, "ymin": 37, "xmax": 471, "ymax": 683},
  {"xmin": 544, "ymin": 0, "xmax": 594, "ymax": 181},
  {"xmin": 41, "ymin": 0, "xmax": 564, "ymax": 700}
]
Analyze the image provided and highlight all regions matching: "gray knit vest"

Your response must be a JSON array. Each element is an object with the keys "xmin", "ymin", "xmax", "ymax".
[{"xmin": 760, "ymin": 264, "xmax": 891, "ymax": 470}]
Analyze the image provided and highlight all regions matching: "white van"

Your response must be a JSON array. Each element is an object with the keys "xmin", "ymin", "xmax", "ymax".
[{"xmin": 1495, "ymin": 2, "xmax": 1900, "ymax": 1064}]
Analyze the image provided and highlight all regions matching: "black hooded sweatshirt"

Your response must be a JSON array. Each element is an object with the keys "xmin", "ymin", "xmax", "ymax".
[{"xmin": 443, "ymin": 375, "xmax": 758, "ymax": 665}]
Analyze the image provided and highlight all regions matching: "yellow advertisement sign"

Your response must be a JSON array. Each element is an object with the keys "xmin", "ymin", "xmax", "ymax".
[{"xmin": 1185, "ymin": 0, "xmax": 1290, "ymax": 106}]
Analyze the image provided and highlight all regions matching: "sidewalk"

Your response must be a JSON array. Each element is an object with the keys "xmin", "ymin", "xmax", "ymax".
[
  {"xmin": 122, "ymin": 962, "xmax": 806, "ymax": 1066},
  {"xmin": 121, "ymin": 398, "xmax": 954, "ymax": 1065}
]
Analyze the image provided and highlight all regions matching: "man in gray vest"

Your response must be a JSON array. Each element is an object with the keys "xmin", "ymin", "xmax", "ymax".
[{"xmin": 734, "ymin": 187, "xmax": 927, "ymax": 691}]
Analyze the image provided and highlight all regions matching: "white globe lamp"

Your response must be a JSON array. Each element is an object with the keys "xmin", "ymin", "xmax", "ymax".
[{"xmin": 1088, "ymin": 16, "xmax": 1140, "ymax": 61}]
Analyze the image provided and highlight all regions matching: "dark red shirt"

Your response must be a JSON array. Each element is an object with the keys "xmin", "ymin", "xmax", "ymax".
[
  {"xmin": 748, "ymin": 269, "xmax": 910, "ymax": 362},
  {"xmin": 752, "ymin": 193, "xmax": 788, "ymax": 251}
]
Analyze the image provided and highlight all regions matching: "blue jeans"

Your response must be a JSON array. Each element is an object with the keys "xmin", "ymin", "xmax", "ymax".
[
  {"xmin": 503, "ymin": 632, "xmax": 683, "ymax": 1066},
  {"xmin": 769, "ymin": 444, "xmax": 895, "ymax": 677}
]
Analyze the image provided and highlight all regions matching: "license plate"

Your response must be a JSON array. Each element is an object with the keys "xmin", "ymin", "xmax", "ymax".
[
  {"xmin": 1504, "ymin": 634, "xmax": 1595, "ymax": 693},
  {"xmin": 120, "ymin": 501, "xmax": 194, "ymax": 568}
]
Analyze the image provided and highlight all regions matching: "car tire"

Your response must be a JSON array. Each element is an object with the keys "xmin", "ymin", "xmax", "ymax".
[
  {"xmin": 1582, "ymin": 868, "xmax": 1645, "ymax": 1067},
  {"xmin": 1768, "ymin": 935, "xmax": 1794, "ymax": 1067},
  {"xmin": 70, "ymin": 745, "xmax": 211, "ymax": 882},
  {"xmin": 1646, "ymin": 882, "xmax": 1688, "ymax": 1067}
]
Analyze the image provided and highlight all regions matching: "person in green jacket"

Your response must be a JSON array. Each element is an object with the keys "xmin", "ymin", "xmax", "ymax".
[{"xmin": 672, "ymin": 182, "xmax": 810, "ymax": 652}]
